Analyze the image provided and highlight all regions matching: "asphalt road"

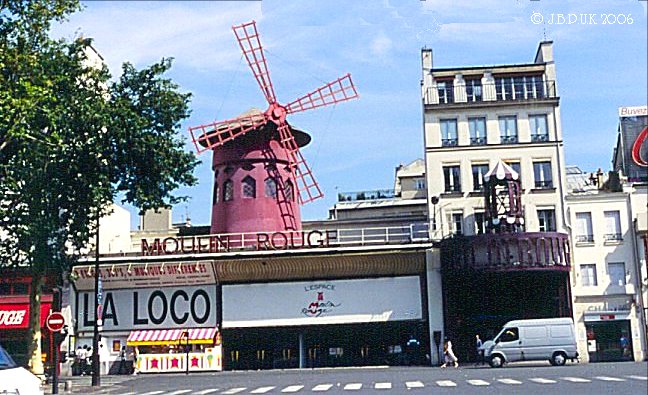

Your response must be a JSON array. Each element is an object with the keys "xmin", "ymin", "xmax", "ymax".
[{"xmin": 52, "ymin": 361, "xmax": 647, "ymax": 395}]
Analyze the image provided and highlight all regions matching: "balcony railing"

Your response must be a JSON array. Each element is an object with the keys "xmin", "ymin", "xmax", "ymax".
[
  {"xmin": 531, "ymin": 134, "xmax": 549, "ymax": 142},
  {"xmin": 501, "ymin": 135, "xmax": 518, "ymax": 144},
  {"xmin": 442, "ymin": 138, "xmax": 458, "ymax": 147},
  {"xmin": 575, "ymin": 234, "xmax": 594, "ymax": 243},
  {"xmin": 604, "ymin": 233, "xmax": 623, "ymax": 242},
  {"xmin": 338, "ymin": 189, "xmax": 395, "ymax": 202},
  {"xmin": 424, "ymin": 80, "xmax": 557, "ymax": 105},
  {"xmin": 470, "ymin": 137, "xmax": 486, "ymax": 145},
  {"xmin": 444, "ymin": 185, "xmax": 462, "ymax": 193}
]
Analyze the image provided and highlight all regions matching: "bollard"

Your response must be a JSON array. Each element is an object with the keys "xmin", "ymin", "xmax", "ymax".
[{"xmin": 64, "ymin": 381, "xmax": 72, "ymax": 392}]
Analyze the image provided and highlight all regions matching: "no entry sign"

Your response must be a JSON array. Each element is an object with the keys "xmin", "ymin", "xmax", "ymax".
[{"xmin": 46, "ymin": 312, "xmax": 65, "ymax": 332}]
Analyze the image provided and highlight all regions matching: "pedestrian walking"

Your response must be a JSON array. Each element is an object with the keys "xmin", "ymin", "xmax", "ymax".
[
  {"xmin": 440, "ymin": 336, "xmax": 459, "ymax": 368},
  {"xmin": 474, "ymin": 334, "xmax": 485, "ymax": 366},
  {"xmin": 131, "ymin": 346, "xmax": 140, "ymax": 375}
]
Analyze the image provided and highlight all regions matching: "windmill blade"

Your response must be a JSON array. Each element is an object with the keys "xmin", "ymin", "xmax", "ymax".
[
  {"xmin": 233, "ymin": 21, "xmax": 277, "ymax": 105},
  {"xmin": 276, "ymin": 123, "xmax": 323, "ymax": 204},
  {"xmin": 285, "ymin": 73, "xmax": 358, "ymax": 115},
  {"xmin": 189, "ymin": 112, "xmax": 266, "ymax": 153}
]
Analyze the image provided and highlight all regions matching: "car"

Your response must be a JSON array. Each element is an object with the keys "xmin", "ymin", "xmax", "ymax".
[
  {"xmin": 482, "ymin": 317, "xmax": 579, "ymax": 368},
  {"xmin": 0, "ymin": 344, "xmax": 43, "ymax": 395}
]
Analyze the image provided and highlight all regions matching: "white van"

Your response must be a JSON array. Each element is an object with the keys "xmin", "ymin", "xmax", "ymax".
[
  {"xmin": 0, "ymin": 344, "xmax": 43, "ymax": 395},
  {"xmin": 483, "ymin": 318, "xmax": 578, "ymax": 368}
]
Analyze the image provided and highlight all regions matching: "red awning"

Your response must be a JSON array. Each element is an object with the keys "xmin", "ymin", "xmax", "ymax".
[{"xmin": 126, "ymin": 328, "xmax": 217, "ymax": 346}]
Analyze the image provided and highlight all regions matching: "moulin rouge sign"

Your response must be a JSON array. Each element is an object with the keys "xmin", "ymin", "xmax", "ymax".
[{"xmin": 140, "ymin": 230, "xmax": 337, "ymax": 256}]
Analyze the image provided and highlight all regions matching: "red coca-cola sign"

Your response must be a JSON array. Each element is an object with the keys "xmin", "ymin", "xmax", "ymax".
[{"xmin": 0, "ymin": 302, "xmax": 51, "ymax": 330}]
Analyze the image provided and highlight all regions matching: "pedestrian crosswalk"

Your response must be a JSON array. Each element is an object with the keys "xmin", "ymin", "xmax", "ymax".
[{"xmin": 107, "ymin": 374, "xmax": 648, "ymax": 394}]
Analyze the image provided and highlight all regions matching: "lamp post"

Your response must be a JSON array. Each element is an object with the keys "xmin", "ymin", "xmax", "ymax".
[
  {"xmin": 183, "ymin": 330, "xmax": 190, "ymax": 375},
  {"xmin": 431, "ymin": 196, "xmax": 439, "ymax": 239},
  {"xmin": 91, "ymin": 215, "xmax": 100, "ymax": 387}
]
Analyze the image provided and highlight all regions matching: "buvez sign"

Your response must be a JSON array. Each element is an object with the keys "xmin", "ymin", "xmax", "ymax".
[{"xmin": 77, "ymin": 285, "xmax": 217, "ymax": 331}]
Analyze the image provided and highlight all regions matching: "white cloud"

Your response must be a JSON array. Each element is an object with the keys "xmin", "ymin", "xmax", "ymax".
[{"xmin": 370, "ymin": 32, "xmax": 393, "ymax": 57}]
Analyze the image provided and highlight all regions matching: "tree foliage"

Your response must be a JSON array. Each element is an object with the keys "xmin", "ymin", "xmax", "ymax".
[{"xmin": 1, "ymin": 0, "xmax": 199, "ymax": 373}]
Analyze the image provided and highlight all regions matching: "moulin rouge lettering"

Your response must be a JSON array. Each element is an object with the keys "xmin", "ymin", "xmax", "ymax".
[{"xmin": 141, "ymin": 230, "xmax": 337, "ymax": 256}]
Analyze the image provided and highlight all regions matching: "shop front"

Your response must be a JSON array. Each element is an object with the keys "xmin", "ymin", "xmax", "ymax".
[
  {"xmin": 221, "ymin": 275, "xmax": 432, "ymax": 370},
  {"xmin": 72, "ymin": 261, "xmax": 222, "ymax": 374},
  {"xmin": 585, "ymin": 311, "xmax": 634, "ymax": 362},
  {"xmin": 0, "ymin": 296, "xmax": 53, "ymax": 366}
]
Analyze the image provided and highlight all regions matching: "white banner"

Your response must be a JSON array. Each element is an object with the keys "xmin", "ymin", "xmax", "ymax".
[
  {"xmin": 222, "ymin": 276, "xmax": 422, "ymax": 328},
  {"xmin": 76, "ymin": 285, "xmax": 217, "ymax": 331}
]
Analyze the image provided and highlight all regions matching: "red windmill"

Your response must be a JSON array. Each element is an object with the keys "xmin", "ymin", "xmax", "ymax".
[{"xmin": 189, "ymin": 21, "xmax": 358, "ymax": 235}]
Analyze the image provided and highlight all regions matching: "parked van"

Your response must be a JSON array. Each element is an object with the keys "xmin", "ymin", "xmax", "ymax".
[{"xmin": 482, "ymin": 318, "xmax": 578, "ymax": 367}]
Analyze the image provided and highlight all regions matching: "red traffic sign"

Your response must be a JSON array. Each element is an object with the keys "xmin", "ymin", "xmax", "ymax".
[{"xmin": 46, "ymin": 312, "xmax": 66, "ymax": 332}]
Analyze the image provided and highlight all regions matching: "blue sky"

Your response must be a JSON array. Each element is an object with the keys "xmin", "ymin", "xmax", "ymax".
[{"xmin": 52, "ymin": 0, "xmax": 647, "ymax": 228}]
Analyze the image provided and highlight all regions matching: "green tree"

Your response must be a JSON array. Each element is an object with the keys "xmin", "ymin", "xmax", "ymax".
[{"xmin": 0, "ymin": 0, "xmax": 199, "ymax": 375}]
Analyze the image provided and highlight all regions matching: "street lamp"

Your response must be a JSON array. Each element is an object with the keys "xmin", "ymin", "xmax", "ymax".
[{"xmin": 430, "ymin": 196, "xmax": 439, "ymax": 238}]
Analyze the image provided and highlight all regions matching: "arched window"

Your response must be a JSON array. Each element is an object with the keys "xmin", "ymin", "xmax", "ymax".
[
  {"xmin": 242, "ymin": 176, "xmax": 256, "ymax": 198},
  {"xmin": 223, "ymin": 179, "xmax": 233, "ymax": 202},
  {"xmin": 284, "ymin": 180, "xmax": 294, "ymax": 202},
  {"xmin": 212, "ymin": 183, "xmax": 220, "ymax": 204},
  {"xmin": 264, "ymin": 177, "xmax": 277, "ymax": 199}
]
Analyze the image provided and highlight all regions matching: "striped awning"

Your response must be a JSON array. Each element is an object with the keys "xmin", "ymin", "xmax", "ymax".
[{"xmin": 127, "ymin": 328, "xmax": 217, "ymax": 346}]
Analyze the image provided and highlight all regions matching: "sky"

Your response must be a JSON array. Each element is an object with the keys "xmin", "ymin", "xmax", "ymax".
[{"xmin": 51, "ymin": 0, "xmax": 648, "ymax": 229}]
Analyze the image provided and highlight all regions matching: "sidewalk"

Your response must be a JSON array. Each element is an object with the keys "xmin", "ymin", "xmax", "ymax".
[{"xmin": 45, "ymin": 374, "xmax": 136, "ymax": 394}]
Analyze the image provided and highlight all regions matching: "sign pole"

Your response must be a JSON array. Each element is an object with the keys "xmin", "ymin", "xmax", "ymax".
[{"xmin": 92, "ymin": 215, "xmax": 101, "ymax": 387}]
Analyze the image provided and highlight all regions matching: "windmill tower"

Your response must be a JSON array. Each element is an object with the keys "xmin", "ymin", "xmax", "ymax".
[{"xmin": 189, "ymin": 21, "xmax": 358, "ymax": 234}]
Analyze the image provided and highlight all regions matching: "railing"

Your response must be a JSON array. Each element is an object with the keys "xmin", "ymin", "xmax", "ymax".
[
  {"xmin": 130, "ymin": 223, "xmax": 432, "ymax": 256},
  {"xmin": 337, "ymin": 189, "xmax": 395, "ymax": 202},
  {"xmin": 604, "ymin": 233, "xmax": 623, "ymax": 242},
  {"xmin": 441, "ymin": 138, "xmax": 458, "ymax": 147},
  {"xmin": 531, "ymin": 134, "xmax": 549, "ymax": 142},
  {"xmin": 423, "ymin": 80, "xmax": 557, "ymax": 105},
  {"xmin": 470, "ymin": 137, "xmax": 486, "ymax": 145},
  {"xmin": 501, "ymin": 135, "xmax": 518, "ymax": 144},
  {"xmin": 575, "ymin": 234, "xmax": 594, "ymax": 243},
  {"xmin": 444, "ymin": 185, "xmax": 462, "ymax": 193},
  {"xmin": 534, "ymin": 180, "xmax": 554, "ymax": 189}
]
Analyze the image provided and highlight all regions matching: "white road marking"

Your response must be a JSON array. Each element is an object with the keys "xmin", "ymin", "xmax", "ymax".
[
  {"xmin": 221, "ymin": 388, "xmax": 247, "ymax": 395},
  {"xmin": 281, "ymin": 385, "xmax": 304, "ymax": 393},
  {"xmin": 250, "ymin": 387, "xmax": 276, "ymax": 394},
  {"xmin": 167, "ymin": 391, "xmax": 192, "ymax": 395},
  {"xmin": 312, "ymin": 384, "xmax": 333, "ymax": 392},
  {"xmin": 562, "ymin": 377, "xmax": 591, "ymax": 383},
  {"xmin": 436, "ymin": 380, "xmax": 457, "ymax": 387},
  {"xmin": 595, "ymin": 376, "xmax": 625, "ymax": 382},
  {"xmin": 374, "ymin": 382, "xmax": 392, "ymax": 389},
  {"xmin": 193, "ymin": 390, "xmax": 220, "ymax": 395},
  {"xmin": 498, "ymin": 378, "xmax": 522, "ymax": 385},
  {"xmin": 530, "ymin": 378, "xmax": 557, "ymax": 384},
  {"xmin": 139, "ymin": 391, "xmax": 165, "ymax": 395},
  {"xmin": 343, "ymin": 383, "xmax": 363, "ymax": 390},
  {"xmin": 405, "ymin": 381, "xmax": 425, "ymax": 388},
  {"xmin": 626, "ymin": 375, "xmax": 648, "ymax": 381},
  {"xmin": 467, "ymin": 379, "xmax": 490, "ymax": 386}
]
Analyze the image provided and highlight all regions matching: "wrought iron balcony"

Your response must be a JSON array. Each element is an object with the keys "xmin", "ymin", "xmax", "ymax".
[
  {"xmin": 337, "ymin": 189, "xmax": 395, "ymax": 202},
  {"xmin": 423, "ymin": 80, "xmax": 557, "ymax": 106},
  {"xmin": 531, "ymin": 134, "xmax": 549, "ymax": 142},
  {"xmin": 575, "ymin": 234, "xmax": 594, "ymax": 243},
  {"xmin": 442, "ymin": 138, "xmax": 458, "ymax": 147},
  {"xmin": 470, "ymin": 137, "xmax": 486, "ymax": 145},
  {"xmin": 604, "ymin": 233, "xmax": 623, "ymax": 242}
]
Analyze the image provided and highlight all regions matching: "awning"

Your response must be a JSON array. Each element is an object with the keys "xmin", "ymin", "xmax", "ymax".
[{"xmin": 127, "ymin": 328, "xmax": 217, "ymax": 346}]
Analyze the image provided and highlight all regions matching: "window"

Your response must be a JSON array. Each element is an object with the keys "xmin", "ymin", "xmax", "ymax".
[
  {"xmin": 414, "ymin": 178, "xmax": 426, "ymax": 190},
  {"xmin": 608, "ymin": 262, "xmax": 626, "ymax": 286},
  {"xmin": 242, "ymin": 176, "xmax": 256, "ymax": 198},
  {"xmin": 212, "ymin": 183, "xmax": 220, "ymax": 204},
  {"xmin": 474, "ymin": 212, "xmax": 486, "ymax": 235},
  {"xmin": 575, "ymin": 212, "xmax": 594, "ymax": 243},
  {"xmin": 604, "ymin": 211, "xmax": 622, "ymax": 241},
  {"xmin": 443, "ymin": 165, "xmax": 461, "ymax": 193},
  {"xmin": 496, "ymin": 75, "xmax": 546, "ymax": 100},
  {"xmin": 468, "ymin": 117, "xmax": 486, "ymax": 145},
  {"xmin": 437, "ymin": 81, "xmax": 454, "ymax": 104},
  {"xmin": 440, "ymin": 119, "xmax": 458, "ymax": 146},
  {"xmin": 529, "ymin": 114, "xmax": 549, "ymax": 142},
  {"xmin": 451, "ymin": 213, "xmax": 463, "ymax": 235},
  {"xmin": 498, "ymin": 116, "xmax": 518, "ymax": 143},
  {"xmin": 505, "ymin": 161, "xmax": 521, "ymax": 180},
  {"xmin": 537, "ymin": 209, "xmax": 556, "ymax": 232},
  {"xmin": 471, "ymin": 164, "xmax": 489, "ymax": 192},
  {"xmin": 533, "ymin": 161, "xmax": 553, "ymax": 188},
  {"xmin": 499, "ymin": 328, "xmax": 519, "ymax": 343},
  {"xmin": 284, "ymin": 180, "xmax": 294, "ymax": 202},
  {"xmin": 223, "ymin": 180, "xmax": 233, "ymax": 202},
  {"xmin": 466, "ymin": 79, "xmax": 482, "ymax": 102},
  {"xmin": 265, "ymin": 177, "xmax": 278, "ymax": 198},
  {"xmin": 580, "ymin": 264, "xmax": 598, "ymax": 286}
]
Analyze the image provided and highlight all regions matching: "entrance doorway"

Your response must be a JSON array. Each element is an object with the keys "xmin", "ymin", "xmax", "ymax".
[{"xmin": 586, "ymin": 320, "xmax": 633, "ymax": 362}]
